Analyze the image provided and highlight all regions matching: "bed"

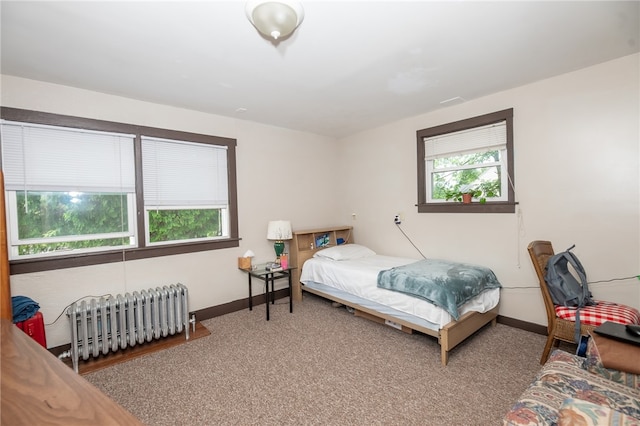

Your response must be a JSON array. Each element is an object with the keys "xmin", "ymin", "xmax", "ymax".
[{"xmin": 295, "ymin": 240, "xmax": 501, "ymax": 366}]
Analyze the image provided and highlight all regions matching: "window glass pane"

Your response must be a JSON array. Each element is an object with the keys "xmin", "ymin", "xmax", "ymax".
[
  {"xmin": 14, "ymin": 191, "xmax": 133, "ymax": 256},
  {"xmin": 431, "ymin": 166, "xmax": 502, "ymax": 200},
  {"xmin": 433, "ymin": 150, "xmax": 501, "ymax": 169},
  {"xmin": 148, "ymin": 208, "xmax": 222, "ymax": 243},
  {"xmin": 17, "ymin": 191, "xmax": 130, "ymax": 238}
]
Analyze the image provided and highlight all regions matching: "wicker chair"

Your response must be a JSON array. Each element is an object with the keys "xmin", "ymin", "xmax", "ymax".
[{"xmin": 527, "ymin": 240, "xmax": 596, "ymax": 364}]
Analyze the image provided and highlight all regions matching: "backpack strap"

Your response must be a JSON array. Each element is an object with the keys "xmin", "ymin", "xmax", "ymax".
[
  {"xmin": 563, "ymin": 246, "xmax": 592, "ymax": 343},
  {"xmin": 565, "ymin": 250, "xmax": 590, "ymax": 307}
]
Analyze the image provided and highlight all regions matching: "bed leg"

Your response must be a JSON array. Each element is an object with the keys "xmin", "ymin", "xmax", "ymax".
[
  {"xmin": 441, "ymin": 346, "xmax": 449, "ymax": 366},
  {"xmin": 491, "ymin": 317, "xmax": 497, "ymax": 327}
]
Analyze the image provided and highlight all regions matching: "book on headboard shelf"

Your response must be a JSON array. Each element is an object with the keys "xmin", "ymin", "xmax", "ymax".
[{"xmin": 315, "ymin": 233, "xmax": 330, "ymax": 249}]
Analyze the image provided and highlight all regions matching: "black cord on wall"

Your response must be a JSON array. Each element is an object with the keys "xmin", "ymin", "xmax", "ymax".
[
  {"xmin": 393, "ymin": 218, "xmax": 639, "ymax": 287},
  {"xmin": 394, "ymin": 221, "xmax": 427, "ymax": 259}
]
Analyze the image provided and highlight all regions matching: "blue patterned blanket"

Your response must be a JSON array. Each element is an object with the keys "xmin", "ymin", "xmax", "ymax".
[{"xmin": 377, "ymin": 259, "xmax": 501, "ymax": 320}]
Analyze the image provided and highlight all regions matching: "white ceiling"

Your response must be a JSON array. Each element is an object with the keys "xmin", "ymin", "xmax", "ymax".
[{"xmin": 1, "ymin": 1, "xmax": 639, "ymax": 138}]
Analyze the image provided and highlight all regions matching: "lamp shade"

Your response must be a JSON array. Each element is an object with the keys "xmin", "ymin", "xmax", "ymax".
[
  {"xmin": 246, "ymin": 0, "xmax": 304, "ymax": 40},
  {"xmin": 267, "ymin": 220, "xmax": 292, "ymax": 241}
]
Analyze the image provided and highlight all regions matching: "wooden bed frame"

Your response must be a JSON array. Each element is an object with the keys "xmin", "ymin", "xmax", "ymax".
[{"xmin": 289, "ymin": 226, "xmax": 499, "ymax": 366}]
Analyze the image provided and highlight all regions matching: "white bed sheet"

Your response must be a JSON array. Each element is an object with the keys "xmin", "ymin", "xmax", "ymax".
[{"xmin": 299, "ymin": 255, "xmax": 500, "ymax": 328}]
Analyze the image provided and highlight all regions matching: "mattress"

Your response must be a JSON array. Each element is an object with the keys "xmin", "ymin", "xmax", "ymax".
[{"xmin": 300, "ymin": 255, "xmax": 500, "ymax": 329}]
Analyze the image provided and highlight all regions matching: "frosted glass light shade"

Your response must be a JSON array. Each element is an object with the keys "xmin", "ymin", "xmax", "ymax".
[
  {"xmin": 246, "ymin": 1, "xmax": 304, "ymax": 40},
  {"xmin": 267, "ymin": 220, "xmax": 292, "ymax": 240}
]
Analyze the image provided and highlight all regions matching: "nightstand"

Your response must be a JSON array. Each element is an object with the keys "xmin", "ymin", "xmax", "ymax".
[{"xmin": 238, "ymin": 263, "xmax": 295, "ymax": 320}]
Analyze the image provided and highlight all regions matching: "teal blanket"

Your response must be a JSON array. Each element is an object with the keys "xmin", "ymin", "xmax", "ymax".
[{"xmin": 377, "ymin": 259, "xmax": 501, "ymax": 320}]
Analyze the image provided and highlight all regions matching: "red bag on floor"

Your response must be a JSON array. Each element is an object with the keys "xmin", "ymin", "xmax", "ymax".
[{"xmin": 15, "ymin": 311, "xmax": 47, "ymax": 348}]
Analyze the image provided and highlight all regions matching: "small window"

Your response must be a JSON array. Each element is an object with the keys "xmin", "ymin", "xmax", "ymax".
[
  {"xmin": 141, "ymin": 136, "xmax": 229, "ymax": 246},
  {"xmin": 417, "ymin": 109, "xmax": 515, "ymax": 213}
]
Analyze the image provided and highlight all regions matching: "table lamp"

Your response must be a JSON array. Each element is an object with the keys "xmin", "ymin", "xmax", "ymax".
[{"xmin": 267, "ymin": 220, "xmax": 292, "ymax": 260}]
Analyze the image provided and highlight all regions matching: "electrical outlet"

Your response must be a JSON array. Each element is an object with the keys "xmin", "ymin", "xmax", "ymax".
[{"xmin": 394, "ymin": 212, "xmax": 404, "ymax": 225}]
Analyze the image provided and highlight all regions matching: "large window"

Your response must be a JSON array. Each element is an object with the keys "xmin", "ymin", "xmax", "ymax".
[
  {"xmin": 417, "ymin": 109, "xmax": 515, "ymax": 213},
  {"xmin": 0, "ymin": 107, "xmax": 239, "ymax": 273},
  {"xmin": 1, "ymin": 122, "xmax": 137, "ymax": 258}
]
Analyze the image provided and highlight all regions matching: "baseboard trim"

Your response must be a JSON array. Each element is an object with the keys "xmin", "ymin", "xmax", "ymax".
[
  {"xmin": 497, "ymin": 315, "xmax": 547, "ymax": 336},
  {"xmin": 192, "ymin": 288, "xmax": 291, "ymax": 320}
]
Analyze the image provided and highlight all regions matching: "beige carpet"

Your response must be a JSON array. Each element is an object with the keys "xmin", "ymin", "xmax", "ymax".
[{"xmin": 85, "ymin": 294, "xmax": 548, "ymax": 425}]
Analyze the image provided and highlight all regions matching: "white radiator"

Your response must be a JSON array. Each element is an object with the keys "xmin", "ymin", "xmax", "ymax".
[{"xmin": 67, "ymin": 284, "xmax": 190, "ymax": 372}]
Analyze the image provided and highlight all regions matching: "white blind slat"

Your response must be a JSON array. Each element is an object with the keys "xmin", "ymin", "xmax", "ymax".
[
  {"xmin": 142, "ymin": 136, "xmax": 228, "ymax": 207},
  {"xmin": 425, "ymin": 121, "xmax": 506, "ymax": 160},
  {"xmin": 1, "ymin": 121, "xmax": 135, "ymax": 192}
]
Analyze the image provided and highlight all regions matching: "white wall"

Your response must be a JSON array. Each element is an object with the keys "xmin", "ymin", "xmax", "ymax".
[
  {"xmin": 337, "ymin": 53, "xmax": 640, "ymax": 326},
  {"xmin": 1, "ymin": 76, "xmax": 342, "ymax": 347}
]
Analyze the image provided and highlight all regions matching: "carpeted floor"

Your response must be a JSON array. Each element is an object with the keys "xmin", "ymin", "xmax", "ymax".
[{"xmin": 85, "ymin": 294, "xmax": 548, "ymax": 425}]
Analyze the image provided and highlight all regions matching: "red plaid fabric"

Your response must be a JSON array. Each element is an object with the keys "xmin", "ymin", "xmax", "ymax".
[{"xmin": 555, "ymin": 300, "xmax": 640, "ymax": 326}]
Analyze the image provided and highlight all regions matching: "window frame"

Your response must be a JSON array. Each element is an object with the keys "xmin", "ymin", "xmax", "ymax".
[
  {"xmin": 1, "ymin": 107, "xmax": 239, "ymax": 274},
  {"xmin": 416, "ymin": 108, "xmax": 515, "ymax": 213},
  {"xmin": 140, "ymin": 135, "xmax": 231, "ymax": 247}
]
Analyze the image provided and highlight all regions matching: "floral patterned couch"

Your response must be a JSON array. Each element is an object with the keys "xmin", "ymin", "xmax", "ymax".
[{"xmin": 503, "ymin": 338, "xmax": 640, "ymax": 426}]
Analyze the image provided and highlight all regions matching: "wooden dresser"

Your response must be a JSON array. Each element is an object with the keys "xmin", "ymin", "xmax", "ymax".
[{"xmin": 1, "ymin": 319, "xmax": 143, "ymax": 425}]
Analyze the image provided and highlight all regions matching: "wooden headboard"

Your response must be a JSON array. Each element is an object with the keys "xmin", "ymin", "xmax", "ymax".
[{"xmin": 289, "ymin": 226, "xmax": 353, "ymax": 301}]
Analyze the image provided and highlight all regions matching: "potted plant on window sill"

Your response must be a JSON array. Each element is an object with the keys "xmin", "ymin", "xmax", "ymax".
[
  {"xmin": 445, "ymin": 189, "xmax": 479, "ymax": 204},
  {"xmin": 445, "ymin": 183, "xmax": 497, "ymax": 204}
]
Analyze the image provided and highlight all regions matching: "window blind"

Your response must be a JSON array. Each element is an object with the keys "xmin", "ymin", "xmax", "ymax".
[
  {"xmin": 141, "ymin": 136, "xmax": 228, "ymax": 207},
  {"xmin": 425, "ymin": 121, "xmax": 506, "ymax": 160},
  {"xmin": 1, "ymin": 121, "xmax": 136, "ymax": 192}
]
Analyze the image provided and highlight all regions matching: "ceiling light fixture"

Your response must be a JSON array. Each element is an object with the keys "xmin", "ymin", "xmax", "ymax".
[{"xmin": 245, "ymin": 0, "xmax": 304, "ymax": 41}]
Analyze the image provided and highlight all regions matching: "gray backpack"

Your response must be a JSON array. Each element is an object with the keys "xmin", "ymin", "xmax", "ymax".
[{"xmin": 545, "ymin": 245, "xmax": 595, "ymax": 342}]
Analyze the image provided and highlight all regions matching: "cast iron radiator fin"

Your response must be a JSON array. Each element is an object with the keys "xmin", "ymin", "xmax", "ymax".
[{"xmin": 66, "ymin": 284, "xmax": 190, "ymax": 372}]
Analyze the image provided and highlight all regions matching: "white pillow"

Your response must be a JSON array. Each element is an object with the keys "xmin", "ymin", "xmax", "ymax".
[{"xmin": 313, "ymin": 244, "xmax": 376, "ymax": 261}]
